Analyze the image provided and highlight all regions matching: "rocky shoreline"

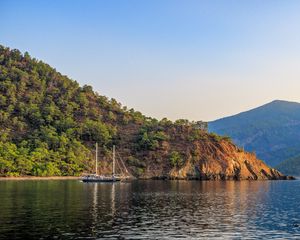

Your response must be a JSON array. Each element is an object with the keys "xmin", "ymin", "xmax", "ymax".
[
  {"xmin": 149, "ymin": 175, "xmax": 296, "ymax": 180},
  {"xmin": 0, "ymin": 175, "xmax": 295, "ymax": 181}
]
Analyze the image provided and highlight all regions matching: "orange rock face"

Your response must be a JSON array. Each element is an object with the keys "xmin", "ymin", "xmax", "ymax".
[{"xmin": 145, "ymin": 140, "xmax": 289, "ymax": 180}]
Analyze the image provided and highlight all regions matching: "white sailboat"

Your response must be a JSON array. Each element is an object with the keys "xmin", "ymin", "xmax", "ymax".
[{"xmin": 82, "ymin": 144, "xmax": 130, "ymax": 182}]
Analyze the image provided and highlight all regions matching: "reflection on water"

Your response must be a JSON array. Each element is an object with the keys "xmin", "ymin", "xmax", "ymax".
[{"xmin": 0, "ymin": 180, "xmax": 300, "ymax": 239}]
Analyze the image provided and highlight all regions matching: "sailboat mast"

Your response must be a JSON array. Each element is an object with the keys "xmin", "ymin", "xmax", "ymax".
[
  {"xmin": 112, "ymin": 145, "xmax": 115, "ymax": 176},
  {"xmin": 95, "ymin": 142, "xmax": 98, "ymax": 175}
]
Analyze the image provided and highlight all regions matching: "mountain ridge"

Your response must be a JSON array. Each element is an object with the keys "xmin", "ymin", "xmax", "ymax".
[
  {"xmin": 211, "ymin": 100, "xmax": 300, "ymax": 122},
  {"xmin": 277, "ymin": 154, "xmax": 300, "ymax": 176},
  {"xmin": 209, "ymin": 99, "xmax": 300, "ymax": 168}
]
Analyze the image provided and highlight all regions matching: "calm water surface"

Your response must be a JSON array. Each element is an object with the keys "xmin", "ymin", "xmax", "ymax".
[{"xmin": 0, "ymin": 180, "xmax": 300, "ymax": 239}]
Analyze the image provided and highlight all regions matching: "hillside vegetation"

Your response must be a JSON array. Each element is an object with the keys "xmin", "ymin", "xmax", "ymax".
[
  {"xmin": 276, "ymin": 155, "xmax": 300, "ymax": 177},
  {"xmin": 209, "ymin": 100, "xmax": 300, "ymax": 167},
  {"xmin": 0, "ymin": 45, "xmax": 288, "ymax": 179}
]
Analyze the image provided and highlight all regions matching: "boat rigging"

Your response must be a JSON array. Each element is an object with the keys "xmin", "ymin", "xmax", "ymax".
[{"xmin": 82, "ymin": 144, "xmax": 132, "ymax": 182}]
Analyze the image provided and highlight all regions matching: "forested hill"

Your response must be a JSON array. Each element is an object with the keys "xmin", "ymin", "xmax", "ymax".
[
  {"xmin": 276, "ymin": 155, "xmax": 300, "ymax": 177},
  {"xmin": 0, "ymin": 45, "xmax": 288, "ymax": 180}
]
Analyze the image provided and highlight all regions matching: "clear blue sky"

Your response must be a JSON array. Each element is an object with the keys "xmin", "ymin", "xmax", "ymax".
[{"xmin": 2, "ymin": 0, "xmax": 300, "ymax": 121}]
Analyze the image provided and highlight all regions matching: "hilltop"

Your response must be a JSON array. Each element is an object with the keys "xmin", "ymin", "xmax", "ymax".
[
  {"xmin": 0, "ymin": 45, "xmax": 289, "ymax": 180},
  {"xmin": 209, "ymin": 100, "xmax": 300, "ymax": 167}
]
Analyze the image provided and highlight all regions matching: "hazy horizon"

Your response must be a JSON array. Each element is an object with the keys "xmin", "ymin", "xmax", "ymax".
[{"xmin": 2, "ymin": 0, "xmax": 300, "ymax": 121}]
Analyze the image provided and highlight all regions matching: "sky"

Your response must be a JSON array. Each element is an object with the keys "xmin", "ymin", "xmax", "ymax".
[{"xmin": 1, "ymin": 0, "xmax": 300, "ymax": 121}]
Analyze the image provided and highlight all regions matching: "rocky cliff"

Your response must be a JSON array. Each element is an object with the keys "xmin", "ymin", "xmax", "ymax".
[
  {"xmin": 167, "ymin": 141, "xmax": 289, "ymax": 180},
  {"xmin": 124, "ymin": 136, "xmax": 290, "ymax": 180}
]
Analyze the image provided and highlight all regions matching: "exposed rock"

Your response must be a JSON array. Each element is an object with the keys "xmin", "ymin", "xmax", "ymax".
[{"xmin": 139, "ymin": 140, "xmax": 291, "ymax": 180}]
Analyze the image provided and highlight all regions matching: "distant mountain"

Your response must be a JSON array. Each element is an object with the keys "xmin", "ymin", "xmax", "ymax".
[
  {"xmin": 209, "ymin": 100, "xmax": 300, "ymax": 167},
  {"xmin": 0, "ymin": 44, "xmax": 288, "ymax": 180},
  {"xmin": 276, "ymin": 155, "xmax": 300, "ymax": 176}
]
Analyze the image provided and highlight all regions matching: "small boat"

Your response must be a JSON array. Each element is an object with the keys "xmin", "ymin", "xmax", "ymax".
[
  {"xmin": 82, "ymin": 174, "xmax": 120, "ymax": 182},
  {"xmin": 82, "ymin": 144, "xmax": 130, "ymax": 183}
]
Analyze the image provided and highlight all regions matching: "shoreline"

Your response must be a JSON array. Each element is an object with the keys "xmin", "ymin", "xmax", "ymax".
[
  {"xmin": 0, "ymin": 176, "xmax": 296, "ymax": 181},
  {"xmin": 0, "ymin": 176, "xmax": 81, "ymax": 181}
]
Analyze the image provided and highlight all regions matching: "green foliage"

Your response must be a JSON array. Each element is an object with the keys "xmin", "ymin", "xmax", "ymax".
[
  {"xmin": 169, "ymin": 151, "xmax": 183, "ymax": 167},
  {"xmin": 107, "ymin": 111, "xmax": 117, "ymax": 121},
  {"xmin": 135, "ymin": 167, "xmax": 145, "ymax": 176},
  {"xmin": 80, "ymin": 119, "xmax": 115, "ymax": 145},
  {"xmin": 175, "ymin": 119, "xmax": 190, "ymax": 126},
  {"xmin": 221, "ymin": 135, "xmax": 232, "ymax": 143},
  {"xmin": 209, "ymin": 133, "xmax": 231, "ymax": 142},
  {"xmin": 188, "ymin": 129, "xmax": 207, "ymax": 142},
  {"xmin": 130, "ymin": 109, "xmax": 145, "ymax": 124},
  {"xmin": 159, "ymin": 118, "xmax": 173, "ymax": 127},
  {"xmin": 0, "ymin": 139, "xmax": 88, "ymax": 176},
  {"xmin": 137, "ymin": 124, "xmax": 169, "ymax": 150}
]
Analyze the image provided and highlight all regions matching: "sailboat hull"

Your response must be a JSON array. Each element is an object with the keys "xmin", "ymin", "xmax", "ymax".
[
  {"xmin": 81, "ymin": 175, "xmax": 121, "ymax": 182},
  {"xmin": 82, "ymin": 179, "xmax": 120, "ymax": 182}
]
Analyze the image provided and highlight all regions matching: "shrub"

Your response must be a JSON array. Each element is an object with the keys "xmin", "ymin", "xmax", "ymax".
[{"xmin": 169, "ymin": 151, "xmax": 183, "ymax": 167}]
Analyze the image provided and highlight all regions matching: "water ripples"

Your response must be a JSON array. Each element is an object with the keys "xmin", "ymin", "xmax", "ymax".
[{"xmin": 0, "ymin": 180, "xmax": 300, "ymax": 239}]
